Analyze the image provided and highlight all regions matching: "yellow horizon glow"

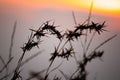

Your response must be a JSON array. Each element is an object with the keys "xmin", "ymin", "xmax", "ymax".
[
  {"xmin": 83, "ymin": 0, "xmax": 120, "ymax": 16},
  {"xmin": 0, "ymin": 0, "xmax": 120, "ymax": 17}
]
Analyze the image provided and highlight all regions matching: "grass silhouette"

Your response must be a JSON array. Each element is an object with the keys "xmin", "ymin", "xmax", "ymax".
[
  {"xmin": 0, "ymin": 19, "xmax": 115, "ymax": 80},
  {"xmin": 0, "ymin": 1, "xmax": 117, "ymax": 80}
]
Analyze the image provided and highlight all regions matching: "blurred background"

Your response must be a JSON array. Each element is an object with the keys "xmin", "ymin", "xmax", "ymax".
[{"xmin": 0, "ymin": 0, "xmax": 120, "ymax": 80}]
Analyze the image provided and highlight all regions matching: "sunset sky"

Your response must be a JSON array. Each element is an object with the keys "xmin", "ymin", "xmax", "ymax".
[
  {"xmin": 0, "ymin": 0, "xmax": 120, "ymax": 80},
  {"xmin": 0, "ymin": 0, "xmax": 120, "ymax": 16}
]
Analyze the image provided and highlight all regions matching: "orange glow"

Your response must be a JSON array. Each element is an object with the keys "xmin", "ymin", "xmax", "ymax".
[
  {"xmin": 0, "ymin": 0, "xmax": 120, "ymax": 17},
  {"xmin": 83, "ymin": 0, "xmax": 120, "ymax": 17}
]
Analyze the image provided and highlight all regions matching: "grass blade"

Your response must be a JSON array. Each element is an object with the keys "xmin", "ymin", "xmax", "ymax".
[
  {"xmin": 21, "ymin": 50, "xmax": 43, "ymax": 67},
  {"xmin": 0, "ymin": 57, "xmax": 13, "ymax": 73},
  {"xmin": 0, "ymin": 56, "xmax": 6, "ymax": 68},
  {"xmin": 95, "ymin": 34, "xmax": 117, "ymax": 50},
  {"xmin": 9, "ymin": 21, "xmax": 17, "ymax": 59},
  {"xmin": 59, "ymin": 69, "xmax": 69, "ymax": 80},
  {"xmin": 72, "ymin": 11, "xmax": 77, "ymax": 25}
]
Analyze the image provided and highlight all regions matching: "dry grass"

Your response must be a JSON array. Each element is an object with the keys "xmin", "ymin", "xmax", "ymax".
[{"xmin": 0, "ymin": 1, "xmax": 117, "ymax": 80}]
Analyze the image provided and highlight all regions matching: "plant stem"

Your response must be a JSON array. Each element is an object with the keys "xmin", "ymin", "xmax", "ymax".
[{"xmin": 86, "ymin": 31, "xmax": 96, "ymax": 54}]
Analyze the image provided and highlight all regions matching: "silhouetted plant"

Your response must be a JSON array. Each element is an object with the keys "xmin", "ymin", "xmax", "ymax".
[
  {"xmin": 0, "ymin": 1, "xmax": 117, "ymax": 80},
  {"xmin": 58, "ymin": 47, "xmax": 74, "ymax": 60},
  {"xmin": 0, "ymin": 17, "xmax": 117, "ymax": 80}
]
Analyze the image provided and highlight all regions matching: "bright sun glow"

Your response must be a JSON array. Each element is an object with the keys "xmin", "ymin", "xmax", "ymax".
[
  {"xmin": 93, "ymin": 0, "xmax": 120, "ymax": 10},
  {"xmin": 0, "ymin": 0, "xmax": 120, "ymax": 16},
  {"xmin": 82, "ymin": 0, "xmax": 120, "ymax": 16}
]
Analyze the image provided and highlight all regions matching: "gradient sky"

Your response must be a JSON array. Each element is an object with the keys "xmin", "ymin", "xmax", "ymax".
[
  {"xmin": 0, "ymin": 0, "xmax": 120, "ymax": 80},
  {"xmin": 0, "ymin": 0, "xmax": 120, "ymax": 16}
]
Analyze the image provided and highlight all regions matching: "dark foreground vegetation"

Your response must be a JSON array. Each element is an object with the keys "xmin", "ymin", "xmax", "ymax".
[
  {"xmin": 0, "ymin": 1, "xmax": 117, "ymax": 80},
  {"xmin": 0, "ymin": 17, "xmax": 117, "ymax": 80}
]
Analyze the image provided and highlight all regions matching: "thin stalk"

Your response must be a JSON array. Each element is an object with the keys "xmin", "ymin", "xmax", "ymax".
[
  {"xmin": 69, "ymin": 41, "xmax": 77, "ymax": 63},
  {"xmin": 48, "ymin": 61, "xmax": 63, "ymax": 75},
  {"xmin": 84, "ymin": 0, "xmax": 94, "ymax": 56},
  {"xmin": 44, "ymin": 40, "xmax": 63, "ymax": 80},
  {"xmin": 58, "ymin": 39, "xmax": 69, "ymax": 53},
  {"xmin": 7, "ymin": 21, "xmax": 17, "ymax": 80},
  {"xmin": 0, "ymin": 56, "xmax": 8, "ymax": 80},
  {"xmin": 0, "ymin": 56, "xmax": 6, "ymax": 72},
  {"xmin": 45, "ymin": 38, "xmax": 70, "ymax": 80},
  {"xmin": 0, "ymin": 57, "xmax": 13, "ymax": 73},
  {"xmin": 83, "ymin": 30, "xmax": 88, "ymax": 57},
  {"xmin": 71, "ymin": 11, "xmax": 84, "ymax": 52},
  {"xmin": 9, "ymin": 21, "xmax": 17, "ymax": 60},
  {"xmin": 72, "ymin": 11, "xmax": 77, "ymax": 25},
  {"xmin": 56, "ymin": 39, "xmax": 63, "ymax": 50},
  {"xmin": 79, "ymin": 37, "xmax": 84, "ymax": 49},
  {"xmin": 94, "ymin": 34, "xmax": 117, "ymax": 51},
  {"xmin": 21, "ymin": 50, "xmax": 43, "ymax": 67},
  {"xmin": 10, "ymin": 51, "xmax": 26, "ymax": 80},
  {"xmin": 86, "ymin": 31, "xmax": 96, "ymax": 54},
  {"xmin": 87, "ymin": 0, "xmax": 94, "ymax": 25},
  {"xmin": 44, "ymin": 60, "xmax": 54, "ymax": 80},
  {"xmin": 17, "ymin": 51, "xmax": 26, "ymax": 71},
  {"xmin": 70, "ymin": 68, "xmax": 79, "ymax": 79}
]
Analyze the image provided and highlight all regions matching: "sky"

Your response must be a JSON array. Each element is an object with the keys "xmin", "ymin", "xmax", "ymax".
[{"xmin": 0, "ymin": 0, "xmax": 120, "ymax": 80}]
